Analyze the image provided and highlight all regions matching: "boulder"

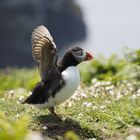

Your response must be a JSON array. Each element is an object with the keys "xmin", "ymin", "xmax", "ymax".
[{"xmin": 0, "ymin": 0, "xmax": 86, "ymax": 67}]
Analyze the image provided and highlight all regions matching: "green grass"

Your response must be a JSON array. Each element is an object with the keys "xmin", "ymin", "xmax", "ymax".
[
  {"xmin": 0, "ymin": 79, "xmax": 140, "ymax": 139},
  {"xmin": 0, "ymin": 68, "xmax": 39, "ymax": 91}
]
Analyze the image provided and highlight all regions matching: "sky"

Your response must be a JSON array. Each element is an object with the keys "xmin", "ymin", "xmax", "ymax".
[{"xmin": 76, "ymin": 0, "xmax": 140, "ymax": 57}]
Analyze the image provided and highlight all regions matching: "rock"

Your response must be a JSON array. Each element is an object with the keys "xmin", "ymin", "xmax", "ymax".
[{"xmin": 0, "ymin": 0, "xmax": 86, "ymax": 67}]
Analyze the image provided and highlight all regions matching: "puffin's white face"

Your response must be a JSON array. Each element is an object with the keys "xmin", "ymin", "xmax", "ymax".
[{"xmin": 70, "ymin": 47, "xmax": 93, "ymax": 63}]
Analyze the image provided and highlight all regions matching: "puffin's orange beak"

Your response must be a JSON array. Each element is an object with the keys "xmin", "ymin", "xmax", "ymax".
[{"xmin": 86, "ymin": 52, "xmax": 93, "ymax": 60}]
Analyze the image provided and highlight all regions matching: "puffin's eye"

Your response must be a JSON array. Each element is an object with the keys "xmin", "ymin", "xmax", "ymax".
[
  {"xmin": 80, "ymin": 51, "xmax": 83, "ymax": 55},
  {"xmin": 75, "ymin": 50, "xmax": 83, "ymax": 56}
]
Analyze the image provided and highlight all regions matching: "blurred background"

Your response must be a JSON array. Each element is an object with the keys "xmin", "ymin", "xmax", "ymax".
[
  {"xmin": 0, "ymin": 0, "xmax": 140, "ymax": 68},
  {"xmin": 0, "ymin": 1, "xmax": 140, "ymax": 139}
]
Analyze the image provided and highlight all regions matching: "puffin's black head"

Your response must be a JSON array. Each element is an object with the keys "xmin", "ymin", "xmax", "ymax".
[
  {"xmin": 58, "ymin": 47, "xmax": 93, "ymax": 71},
  {"xmin": 70, "ymin": 47, "xmax": 93, "ymax": 63}
]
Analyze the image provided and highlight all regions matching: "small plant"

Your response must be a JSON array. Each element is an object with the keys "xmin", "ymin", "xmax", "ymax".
[
  {"xmin": 0, "ymin": 112, "xmax": 28, "ymax": 140},
  {"xmin": 79, "ymin": 48, "xmax": 140, "ymax": 84}
]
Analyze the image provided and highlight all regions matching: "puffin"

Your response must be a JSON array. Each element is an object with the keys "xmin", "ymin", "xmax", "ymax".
[{"xmin": 23, "ymin": 25, "xmax": 93, "ymax": 115}]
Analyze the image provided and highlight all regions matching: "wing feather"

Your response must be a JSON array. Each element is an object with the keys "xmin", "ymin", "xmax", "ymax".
[{"xmin": 31, "ymin": 25, "xmax": 58, "ymax": 81}]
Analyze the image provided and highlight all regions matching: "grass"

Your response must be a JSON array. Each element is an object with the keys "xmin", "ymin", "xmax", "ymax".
[{"xmin": 0, "ymin": 74, "xmax": 140, "ymax": 139}]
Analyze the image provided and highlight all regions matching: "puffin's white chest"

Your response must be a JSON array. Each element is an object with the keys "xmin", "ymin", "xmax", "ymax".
[
  {"xmin": 36, "ymin": 66, "xmax": 80, "ymax": 109},
  {"xmin": 54, "ymin": 66, "xmax": 80, "ymax": 105}
]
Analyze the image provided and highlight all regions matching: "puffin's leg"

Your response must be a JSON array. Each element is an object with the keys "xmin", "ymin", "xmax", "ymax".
[{"xmin": 48, "ymin": 107, "xmax": 57, "ymax": 116}]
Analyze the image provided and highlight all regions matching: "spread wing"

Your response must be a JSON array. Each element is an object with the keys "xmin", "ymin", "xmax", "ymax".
[{"xmin": 32, "ymin": 25, "xmax": 58, "ymax": 81}]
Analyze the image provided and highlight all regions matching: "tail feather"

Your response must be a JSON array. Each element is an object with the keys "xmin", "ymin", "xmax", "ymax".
[{"xmin": 22, "ymin": 81, "xmax": 47, "ymax": 104}]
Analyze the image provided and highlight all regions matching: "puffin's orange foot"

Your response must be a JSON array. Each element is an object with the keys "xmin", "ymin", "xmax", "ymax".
[
  {"xmin": 48, "ymin": 107, "xmax": 56, "ymax": 115},
  {"xmin": 48, "ymin": 107, "xmax": 64, "ymax": 118}
]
